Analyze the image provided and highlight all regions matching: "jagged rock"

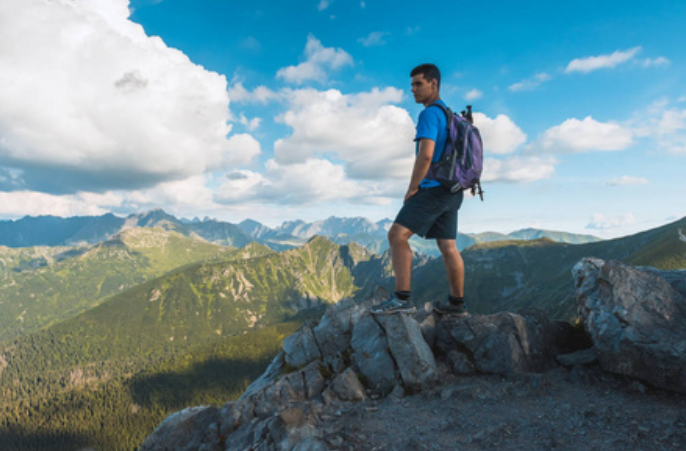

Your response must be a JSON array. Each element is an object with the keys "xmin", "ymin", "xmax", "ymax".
[
  {"xmin": 416, "ymin": 307, "xmax": 437, "ymax": 348},
  {"xmin": 435, "ymin": 311, "xmax": 574, "ymax": 376},
  {"xmin": 242, "ymin": 352, "xmax": 286, "ymax": 400},
  {"xmin": 323, "ymin": 368, "xmax": 366, "ymax": 403},
  {"xmin": 351, "ymin": 315, "xmax": 396, "ymax": 395},
  {"xmin": 141, "ymin": 289, "xmax": 595, "ymax": 451},
  {"xmin": 574, "ymin": 258, "xmax": 686, "ymax": 393},
  {"xmin": 446, "ymin": 350, "xmax": 476, "ymax": 375},
  {"xmin": 252, "ymin": 361, "xmax": 324, "ymax": 419},
  {"xmin": 283, "ymin": 324, "xmax": 322, "ymax": 369},
  {"xmin": 279, "ymin": 407, "xmax": 306, "ymax": 427},
  {"xmin": 313, "ymin": 300, "xmax": 354, "ymax": 373},
  {"xmin": 139, "ymin": 406, "xmax": 221, "ymax": 451},
  {"xmin": 376, "ymin": 314, "xmax": 437, "ymax": 391}
]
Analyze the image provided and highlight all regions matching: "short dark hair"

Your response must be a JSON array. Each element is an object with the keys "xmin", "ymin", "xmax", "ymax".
[{"xmin": 410, "ymin": 64, "xmax": 441, "ymax": 89}]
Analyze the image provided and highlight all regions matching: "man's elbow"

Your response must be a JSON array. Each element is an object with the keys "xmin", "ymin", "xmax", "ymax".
[{"xmin": 417, "ymin": 152, "xmax": 433, "ymax": 164}]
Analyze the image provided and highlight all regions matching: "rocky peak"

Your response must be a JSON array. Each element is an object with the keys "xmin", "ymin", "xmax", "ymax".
[
  {"xmin": 139, "ymin": 259, "xmax": 686, "ymax": 451},
  {"xmin": 139, "ymin": 293, "xmax": 588, "ymax": 450}
]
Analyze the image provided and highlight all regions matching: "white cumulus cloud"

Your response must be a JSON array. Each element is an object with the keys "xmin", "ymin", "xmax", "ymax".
[
  {"xmin": 509, "ymin": 73, "xmax": 552, "ymax": 92},
  {"xmin": 473, "ymin": 113, "xmax": 527, "ymax": 155},
  {"xmin": 276, "ymin": 35, "xmax": 353, "ymax": 84},
  {"xmin": 632, "ymin": 103, "xmax": 686, "ymax": 154},
  {"xmin": 481, "ymin": 156, "xmax": 556, "ymax": 183},
  {"xmin": 565, "ymin": 47, "xmax": 642, "ymax": 74},
  {"xmin": 122, "ymin": 175, "xmax": 216, "ymax": 213},
  {"xmin": 215, "ymin": 159, "xmax": 394, "ymax": 206},
  {"xmin": 238, "ymin": 115, "xmax": 262, "ymax": 132},
  {"xmin": 0, "ymin": 0, "xmax": 250, "ymax": 195},
  {"xmin": 0, "ymin": 190, "xmax": 122, "ymax": 219},
  {"xmin": 530, "ymin": 116, "xmax": 633, "ymax": 153},
  {"xmin": 273, "ymin": 87, "xmax": 415, "ymax": 180},
  {"xmin": 465, "ymin": 89, "xmax": 483, "ymax": 101}
]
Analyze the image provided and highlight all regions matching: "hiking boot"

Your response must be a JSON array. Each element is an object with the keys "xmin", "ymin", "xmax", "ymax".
[
  {"xmin": 433, "ymin": 298, "xmax": 469, "ymax": 317},
  {"xmin": 370, "ymin": 296, "xmax": 417, "ymax": 315}
]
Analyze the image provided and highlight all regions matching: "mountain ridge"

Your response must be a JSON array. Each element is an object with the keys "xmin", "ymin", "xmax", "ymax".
[{"xmin": 0, "ymin": 210, "xmax": 602, "ymax": 255}]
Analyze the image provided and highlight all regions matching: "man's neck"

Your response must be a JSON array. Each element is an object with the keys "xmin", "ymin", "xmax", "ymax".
[{"xmin": 423, "ymin": 95, "xmax": 441, "ymax": 107}]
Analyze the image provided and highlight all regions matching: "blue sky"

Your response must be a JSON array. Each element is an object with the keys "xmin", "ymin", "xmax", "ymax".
[{"xmin": 0, "ymin": 0, "xmax": 684, "ymax": 238}]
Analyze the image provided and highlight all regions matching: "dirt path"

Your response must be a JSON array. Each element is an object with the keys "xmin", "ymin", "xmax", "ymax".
[{"xmin": 319, "ymin": 365, "xmax": 686, "ymax": 451}]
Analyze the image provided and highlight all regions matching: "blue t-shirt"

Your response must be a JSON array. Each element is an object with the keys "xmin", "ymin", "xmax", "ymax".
[{"xmin": 415, "ymin": 100, "xmax": 448, "ymax": 188}]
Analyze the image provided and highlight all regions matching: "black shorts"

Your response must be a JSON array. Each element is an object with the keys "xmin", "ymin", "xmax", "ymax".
[{"xmin": 394, "ymin": 185, "xmax": 464, "ymax": 239}]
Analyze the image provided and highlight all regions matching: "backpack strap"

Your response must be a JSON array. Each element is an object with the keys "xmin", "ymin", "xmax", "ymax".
[{"xmin": 427, "ymin": 102, "xmax": 452, "ymax": 130}]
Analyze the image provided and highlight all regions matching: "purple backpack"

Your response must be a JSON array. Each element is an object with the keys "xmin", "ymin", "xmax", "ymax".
[{"xmin": 426, "ymin": 103, "xmax": 484, "ymax": 200}]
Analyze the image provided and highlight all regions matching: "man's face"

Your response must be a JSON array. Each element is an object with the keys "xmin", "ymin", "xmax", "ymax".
[{"xmin": 411, "ymin": 74, "xmax": 436, "ymax": 104}]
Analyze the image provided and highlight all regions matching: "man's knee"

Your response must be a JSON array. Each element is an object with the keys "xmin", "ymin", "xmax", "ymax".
[
  {"xmin": 436, "ymin": 239, "xmax": 458, "ymax": 255},
  {"xmin": 388, "ymin": 223, "xmax": 413, "ymax": 246}
]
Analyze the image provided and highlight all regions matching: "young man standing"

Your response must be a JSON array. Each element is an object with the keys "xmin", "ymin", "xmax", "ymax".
[{"xmin": 371, "ymin": 63, "xmax": 468, "ymax": 316}]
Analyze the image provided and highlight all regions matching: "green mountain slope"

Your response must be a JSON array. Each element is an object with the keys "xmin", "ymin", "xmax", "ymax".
[
  {"xmin": 413, "ymin": 217, "xmax": 686, "ymax": 320},
  {"xmin": 0, "ymin": 228, "xmax": 270, "ymax": 343},
  {"xmin": 0, "ymin": 237, "xmax": 392, "ymax": 451},
  {"xmin": 0, "ymin": 237, "xmax": 386, "ymax": 407}
]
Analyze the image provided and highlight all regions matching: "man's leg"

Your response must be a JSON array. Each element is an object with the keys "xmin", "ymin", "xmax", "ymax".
[
  {"xmin": 370, "ymin": 223, "xmax": 417, "ymax": 315},
  {"xmin": 388, "ymin": 223, "xmax": 415, "ymax": 292},
  {"xmin": 436, "ymin": 238, "xmax": 464, "ymax": 297}
]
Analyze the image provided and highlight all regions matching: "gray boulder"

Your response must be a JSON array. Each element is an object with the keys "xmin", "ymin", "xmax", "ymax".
[
  {"xmin": 350, "ymin": 315, "xmax": 396, "ymax": 395},
  {"xmin": 139, "ymin": 406, "xmax": 222, "ymax": 451},
  {"xmin": 573, "ymin": 258, "xmax": 686, "ymax": 393},
  {"xmin": 283, "ymin": 324, "xmax": 322, "ymax": 369},
  {"xmin": 376, "ymin": 314, "xmax": 437, "ymax": 391},
  {"xmin": 435, "ymin": 311, "xmax": 574, "ymax": 376},
  {"xmin": 323, "ymin": 368, "xmax": 367, "ymax": 403}
]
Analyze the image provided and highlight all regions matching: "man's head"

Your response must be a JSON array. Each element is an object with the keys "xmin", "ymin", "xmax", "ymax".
[{"xmin": 410, "ymin": 64, "xmax": 441, "ymax": 106}]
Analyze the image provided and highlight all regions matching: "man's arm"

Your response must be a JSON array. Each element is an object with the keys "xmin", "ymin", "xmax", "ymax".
[{"xmin": 404, "ymin": 138, "xmax": 435, "ymax": 203}]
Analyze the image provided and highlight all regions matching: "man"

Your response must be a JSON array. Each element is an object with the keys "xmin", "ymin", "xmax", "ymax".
[{"xmin": 371, "ymin": 63, "xmax": 468, "ymax": 316}]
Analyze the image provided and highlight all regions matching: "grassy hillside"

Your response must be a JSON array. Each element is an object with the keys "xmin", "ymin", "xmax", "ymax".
[
  {"xmin": 0, "ymin": 228, "xmax": 271, "ymax": 343},
  {"xmin": 413, "ymin": 217, "xmax": 686, "ymax": 320}
]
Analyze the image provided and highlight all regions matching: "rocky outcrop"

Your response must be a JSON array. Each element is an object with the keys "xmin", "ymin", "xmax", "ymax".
[
  {"xmin": 139, "ymin": 290, "xmax": 584, "ymax": 451},
  {"xmin": 573, "ymin": 258, "xmax": 686, "ymax": 394},
  {"xmin": 140, "ymin": 258, "xmax": 686, "ymax": 450}
]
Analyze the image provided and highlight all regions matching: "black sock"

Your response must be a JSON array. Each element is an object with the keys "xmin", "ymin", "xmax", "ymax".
[
  {"xmin": 449, "ymin": 295, "xmax": 464, "ymax": 305},
  {"xmin": 395, "ymin": 291, "xmax": 411, "ymax": 301}
]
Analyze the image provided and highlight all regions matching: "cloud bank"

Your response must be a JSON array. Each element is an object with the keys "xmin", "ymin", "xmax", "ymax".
[
  {"xmin": 0, "ymin": 0, "xmax": 249, "ymax": 195},
  {"xmin": 530, "ymin": 116, "xmax": 633, "ymax": 153},
  {"xmin": 274, "ymin": 87, "xmax": 415, "ymax": 180}
]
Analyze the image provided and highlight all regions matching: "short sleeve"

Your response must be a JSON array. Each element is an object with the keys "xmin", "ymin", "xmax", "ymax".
[{"xmin": 415, "ymin": 107, "xmax": 442, "ymax": 142}]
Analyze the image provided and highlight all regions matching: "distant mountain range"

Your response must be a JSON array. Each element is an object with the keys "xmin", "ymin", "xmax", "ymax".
[{"xmin": 0, "ymin": 209, "xmax": 602, "ymax": 256}]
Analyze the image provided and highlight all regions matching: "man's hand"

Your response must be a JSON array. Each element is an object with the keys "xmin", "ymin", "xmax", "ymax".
[
  {"xmin": 404, "ymin": 139, "xmax": 434, "ymax": 203},
  {"xmin": 404, "ymin": 187, "xmax": 419, "ymax": 203}
]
